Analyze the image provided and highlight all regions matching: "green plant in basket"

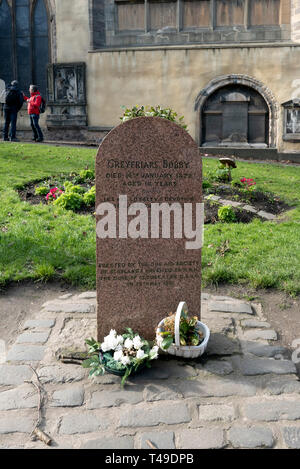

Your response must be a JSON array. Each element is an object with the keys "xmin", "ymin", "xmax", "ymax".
[
  {"xmin": 158, "ymin": 311, "xmax": 204, "ymax": 351},
  {"xmin": 82, "ymin": 328, "xmax": 159, "ymax": 387}
]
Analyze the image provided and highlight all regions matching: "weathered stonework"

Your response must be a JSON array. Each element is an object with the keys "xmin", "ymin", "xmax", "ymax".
[
  {"xmin": 194, "ymin": 74, "xmax": 279, "ymax": 148},
  {"xmin": 1, "ymin": 291, "xmax": 299, "ymax": 449}
]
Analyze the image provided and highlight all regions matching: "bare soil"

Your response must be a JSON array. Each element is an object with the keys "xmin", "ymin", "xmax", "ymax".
[
  {"xmin": 210, "ymin": 183, "xmax": 291, "ymax": 214},
  {"xmin": 18, "ymin": 178, "xmax": 291, "ymax": 222},
  {"xmin": 18, "ymin": 177, "xmax": 95, "ymax": 215}
]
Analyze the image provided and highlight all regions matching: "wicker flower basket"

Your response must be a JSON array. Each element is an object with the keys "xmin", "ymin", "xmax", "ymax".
[{"xmin": 156, "ymin": 301, "xmax": 210, "ymax": 359}]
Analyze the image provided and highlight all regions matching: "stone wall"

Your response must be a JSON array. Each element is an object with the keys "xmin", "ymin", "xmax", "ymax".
[
  {"xmin": 54, "ymin": 0, "xmax": 90, "ymax": 63},
  {"xmin": 291, "ymin": 0, "xmax": 300, "ymax": 41},
  {"xmin": 98, "ymin": 0, "xmax": 291, "ymax": 48},
  {"xmin": 87, "ymin": 43, "xmax": 300, "ymax": 153}
]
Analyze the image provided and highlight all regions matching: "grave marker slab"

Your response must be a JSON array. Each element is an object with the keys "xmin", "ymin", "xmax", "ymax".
[{"xmin": 96, "ymin": 117, "xmax": 202, "ymax": 340}]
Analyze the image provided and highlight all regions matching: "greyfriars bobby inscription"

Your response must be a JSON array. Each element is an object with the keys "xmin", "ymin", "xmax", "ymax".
[{"xmin": 96, "ymin": 117, "xmax": 203, "ymax": 340}]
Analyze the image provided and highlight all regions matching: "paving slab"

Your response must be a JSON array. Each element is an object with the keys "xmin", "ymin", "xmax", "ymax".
[
  {"xmin": 118, "ymin": 401, "xmax": 191, "ymax": 427},
  {"xmin": 242, "ymin": 205, "xmax": 257, "ymax": 213},
  {"xmin": 1, "ymin": 290, "xmax": 299, "ymax": 449},
  {"xmin": 232, "ymin": 356, "xmax": 296, "ymax": 376},
  {"xmin": 178, "ymin": 428, "xmax": 226, "ymax": 449},
  {"xmin": 199, "ymin": 404, "xmax": 235, "ymax": 422},
  {"xmin": 257, "ymin": 211, "xmax": 276, "ymax": 220},
  {"xmin": 228, "ymin": 426, "xmax": 274, "ymax": 448},
  {"xmin": 241, "ymin": 319, "xmax": 271, "ymax": 329},
  {"xmin": 50, "ymin": 386, "xmax": 85, "ymax": 407},
  {"xmin": 242, "ymin": 329, "xmax": 277, "ymax": 341},
  {"xmin": 282, "ymin": 427, "xmax": 300, "ymax": 449},
  {"xmin": 139, "ymin": 431, "xmax": 175, "ymax": 449},
  {"xmin": 6, "ymin": 344, "xmax": 46, "ymax": 362},
  {"xmin": 88, "ymin": 388, "xmax": 143, "ymax": 408},
  {"xmin": 244, "ymin": 399, "xmax": 300, "ymax": 422},
  {"xmin": 37, "ymin": 365, "xmax": 87, "ymax": 384},
  {"xmin": 80, "ymin": 435, "xmax": 134, "ymax": 449},
  {"xmin": 16, "ymin": 331, "xmax": 50, "ymax": 345},
  {"xmin": 0, "ymin": 384, "xmax": 38, "ymax": 410},
  {"xmin": 263, "ymin": 376, "xmax": 300, "ymax": 395},
  {"xmin": 59, "ymin": 411, "xmax": 112, "ymax": 435},
  {"xmin": 0, "ymin": 415, "xmax": 35, "ymax": 434},
  {"xmin": 0, "ymin": 365, "xmax": 33, "ymax": 386},
  {"xmin": 42, "ymin": 302, "xmax": 95, "ymax": 314},
  {"xmin": 77, "ymin": 292, "xmax": 97, "ymax": 299},
  {"xmin": 208, "ymin": 301, "xmax": 253, "ymax": 315},
  {"xmin": 23, "ymin": 319, "xmax": 55, "ymax": 330},
  {"xmin": 240, "ymin": 341, "xmax": 288, "ymax": 358},
  {"xmin": 206, "ymin": 333, "xmax": 240, "ymax": 356},
  {"xmin": 202, "ymin": 359, "xmax": 234, "ymax": 375}
]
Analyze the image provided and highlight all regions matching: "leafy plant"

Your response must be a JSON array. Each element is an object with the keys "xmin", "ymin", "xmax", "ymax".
[
  {"xmin": 120, "ymin": 105, "xmax": 187, "ymax": 130},
  {"xmin": 46, "ymin": 187, "xmax": 63, "ymax": 202},
  {"xmin": 207, "ymin": 162, "xmax": 235, "ymax": 183},
  {"xmin": 218, "ymin": 205, "xmax": 236, "ymax": 223},
  {"xmin": 240, "ymin": 177, "xmax": 256, "ymax": 192},
  {"xmin": 83, "ymin": 186, "xmax": 96, "ymax": 206},
  {"xmin": 158, "ymin": 311, "xmax": 203, "ymax": 350},
  {"xmin": 215, "ymin": 164, "xmax": 231, "ymax": 182},
  {"xmin": 202, "ymin": 179, "xmax": 212, "ymax": 192},
  {"xmin": 73, "ymin": 169, "xmax": 95, "ymax": 184},
  {"xmin": 64, "ymin": 181, "xmax": 85, "ymax": 195},
  {"xmin": 53, "ymin": 191, "xmax": 84, "ymax": 211},
  {"xmin": 35, "ymin": 185, "xmax": 49, "ymax": 196},
  {"xmin": 82, "ymin": 328, "xmax": 159, "ymax": 387}
]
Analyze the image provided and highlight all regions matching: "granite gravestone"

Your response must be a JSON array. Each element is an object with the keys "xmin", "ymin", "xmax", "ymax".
[{"xmin": 96, "ymin": 117, "xmax": 202, "ymax": 340}]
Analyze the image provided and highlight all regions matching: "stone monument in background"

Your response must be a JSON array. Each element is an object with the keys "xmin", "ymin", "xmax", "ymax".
[
  {"xmin": 46, "ymin": 63, "xmax": 87, "ymax": 129},
  {"xmin": 96, "ymin": 117, "xmax": 202, "ymax": 340}
]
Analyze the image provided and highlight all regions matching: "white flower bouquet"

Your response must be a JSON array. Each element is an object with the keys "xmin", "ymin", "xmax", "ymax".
[{"xmin": 82, "ymin": 328, "xmax": 159, "ymax": 386}]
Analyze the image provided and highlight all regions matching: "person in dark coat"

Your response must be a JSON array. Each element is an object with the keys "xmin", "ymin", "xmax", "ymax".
[{"xmin": 2, "ymin": 80, "xmax": 24, "ymax": 142}]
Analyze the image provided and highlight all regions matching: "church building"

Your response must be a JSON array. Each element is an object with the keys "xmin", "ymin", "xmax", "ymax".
[{"xmin": 1, "ymin": 0, "xmax": 300, "ymax": 161}]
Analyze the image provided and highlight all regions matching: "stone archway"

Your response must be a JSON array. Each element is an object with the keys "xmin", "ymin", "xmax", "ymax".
[{"xmin": 195, "ymin": 75, "xmax": 278, "ymax": 148}]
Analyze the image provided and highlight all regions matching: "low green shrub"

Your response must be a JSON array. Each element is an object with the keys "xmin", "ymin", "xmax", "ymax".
[
  {"xmin": 79, "ymin": 169, "xmax": 94, "ymax": 181},
  {"xmin": 64, "ymin": 181, "xmax": 85, "ymax": 194},
  {"xmin": 72, "ymin": 169, "xmax": 95, "ymax": 183},
  {"xmin": 53, "ymin": 191, "xmax": 84, "ymax": 211},
  {"xmin": 218, "ymin": 205, "xmax": 236, "ymax": 223},
  {"xmin": 120, "ymin": 105, "xmax": 187, "ymax": 130},
  {"xmin": 202, "ymin": 179, "xmax": 212, "ymax": 191},
  {"xmin": 83, "ymin": 186, "xmax": 95, "ymax": 206},
  {"xmin": 35, "ymin": 186, "xmax": 49, "ymax": 196}
]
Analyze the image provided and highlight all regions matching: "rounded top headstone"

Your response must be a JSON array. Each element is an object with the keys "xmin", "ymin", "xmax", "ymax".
[{"xmin": 95, "ymin": 116, "xmax": 203, "ymax": 340}]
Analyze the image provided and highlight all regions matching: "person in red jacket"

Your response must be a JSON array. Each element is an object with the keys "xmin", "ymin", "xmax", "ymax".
[{"xmin": 23, "ymin": 85, "xmax": 44, "ymax": 142}]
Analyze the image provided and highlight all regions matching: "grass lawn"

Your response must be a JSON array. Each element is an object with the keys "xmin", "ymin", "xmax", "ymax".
[{"xmin": 0, "ymin": 142, "xmax": 300, "ymax": 295}]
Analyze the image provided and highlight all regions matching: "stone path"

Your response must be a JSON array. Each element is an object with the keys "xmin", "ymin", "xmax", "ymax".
[
  {"xmin": 204, "ymin": 195, "xmax": 277, "ymax": 220},
  {"xmin": 0, "ymin": 292, "xmax": 300, "ymax": 449}
]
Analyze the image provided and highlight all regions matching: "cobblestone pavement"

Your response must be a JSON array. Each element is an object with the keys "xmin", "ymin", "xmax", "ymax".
[{"xmin": 0, "ymin": 292, "xmax": 299, "ymax": 449}]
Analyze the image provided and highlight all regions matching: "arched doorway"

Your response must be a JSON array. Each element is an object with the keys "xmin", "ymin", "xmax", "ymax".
[
  {"xmin": 195, "ymin": 75, "xmax": 278, "ymax": 148},
  {"xmin": 202, "ymin": 84, "xmax": 269, "ymax": 147}
]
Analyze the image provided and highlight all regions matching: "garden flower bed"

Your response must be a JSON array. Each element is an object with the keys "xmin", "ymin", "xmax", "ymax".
[{"xmin": 18, "ymin": 175, "xmax": 291, "ymax": 224}]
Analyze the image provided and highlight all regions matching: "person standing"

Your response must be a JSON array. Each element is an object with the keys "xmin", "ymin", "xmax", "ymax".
[
  {"xmin": 2, "ymin": 80, "xmax": 24, "ymax": 142},
  {"xmin": 23, "ymin": 85, "xmax": 44, "ymax": 142}
]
